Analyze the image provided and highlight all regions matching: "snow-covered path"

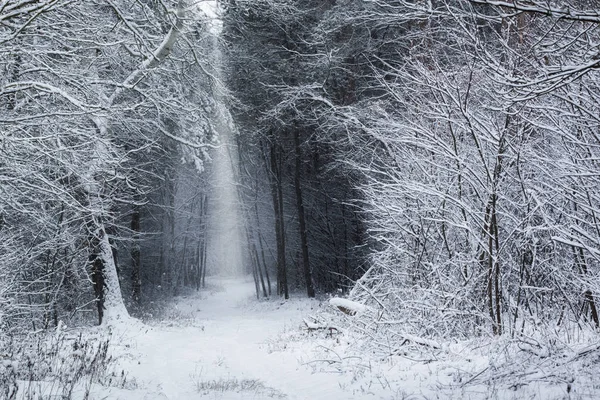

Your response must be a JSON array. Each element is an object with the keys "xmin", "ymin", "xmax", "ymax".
[{"xmin": 102, "ymin": 278, "xmax": 361, "ymax": 400}]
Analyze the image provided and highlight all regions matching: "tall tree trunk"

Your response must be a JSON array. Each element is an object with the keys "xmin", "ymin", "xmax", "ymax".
[
  {"xmin": 91, "ymin": 225, "xmax": 129, "ymax": 325},
  {"xmin": 201, "ymin": 227, "xmax": 208, "ymax": 288},
  {"xmin": 131, "ymin": 204, "xmax": 141, "ymax": 303},
  {"xmin": 258, "ymin": 232, "xmax": 272, "ymax": 297},
  {"xmin": 293, "ymin": 129, "xmax": 315, "ymax": 298},
  {"xmin": 199, "ymin": 194, "xmax": 208, "ymax": 288},
  {"xmin": 268, "ymin": 142, "xmax": 288, "ymax": 299},
  {"xmin": 254, "ymin": 180, "xmax": 272, "ymax": 296},
  {"xmin": 341, "ymin": 203, "xmax": 349, "ymax": 294},
  {"xmin": 572, "ymin": 222, "xmax": 600, "ymax": 328},
  {"xmin": 195, "ymin": 240, "xmax": 201, "ymax": 291}
]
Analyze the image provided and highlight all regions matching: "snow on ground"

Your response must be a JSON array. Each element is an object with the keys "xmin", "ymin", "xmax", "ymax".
[
  {"xmin": 66, "ymin": 277, "xmax": 598, "ymax": 400},
  {"xmin": 90, "ymin": 277, "xmax": 380, "ymax": 400}
]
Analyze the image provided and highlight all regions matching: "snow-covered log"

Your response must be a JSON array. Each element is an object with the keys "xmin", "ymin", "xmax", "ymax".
[{"xmin": 329, "ymin": 298, "xmax": 370, "ymax": 316}]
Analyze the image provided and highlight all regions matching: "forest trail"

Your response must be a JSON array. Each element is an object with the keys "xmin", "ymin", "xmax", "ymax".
[{"xmin": 104, "ymin": 278, "xmax": 361, "ymax": 400}]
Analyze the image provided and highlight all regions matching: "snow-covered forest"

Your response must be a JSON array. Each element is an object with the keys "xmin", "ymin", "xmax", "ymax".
[{"xmin": 2, "ymin": 0, "xmax": 600, "ymax": 399}]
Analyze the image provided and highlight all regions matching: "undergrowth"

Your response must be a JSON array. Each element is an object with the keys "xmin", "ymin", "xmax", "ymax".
[
  {"xmin": 0, "ymin": 328, "xmax": 115, "ymax": 399},
  {"xmin": 292, "ymin": 298, "xmax": 600, "ymax": 399}
]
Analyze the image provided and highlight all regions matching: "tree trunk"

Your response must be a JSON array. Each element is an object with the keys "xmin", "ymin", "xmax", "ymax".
[
  {"xmin": 201, "ymin": 228, "xmax": 208, "ymax": 288},
  {"xmin": 254, "ymin": 183, "xmax": 272, "ymax": 296},
  {"xmin": 131, "ymin": 205, "xmax": 141, "ymax": 303},
  {"xmin": 574, "ymin": 242, "xmax": 600, "ymax": 328},
  {"xmin": 481, "ymin": 194, "xmax": 502, "ymax": 335},
  {"xmin": 253, "ymin": 243, "xmax": 268, "ymax": 297},
  {"xmin": 258, "ymin": 231, "xmax": 272, "ymax": 297},
  {"xmin": 195, "ymin": 240, "xmax": 201, "ymax": 290},
  {"xmin": 293, "ymin": 129, "xmax": 315, "ymax": 298},
  {"xmin": 92, "ymin": 225, "xmax": 129, "ymax": 325},
  {"xmin": 199, "ymin": 194, "xmax": 208, "ymax": 288},
  {"xmin": 269, "ymin": 142, "xmax": 288, "ymax": 299}
]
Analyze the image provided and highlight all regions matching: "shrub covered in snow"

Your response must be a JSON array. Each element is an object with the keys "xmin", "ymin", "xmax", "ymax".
[{"xmin": 0, "ymin": 329, "xmax": 113, "ymax": 399}]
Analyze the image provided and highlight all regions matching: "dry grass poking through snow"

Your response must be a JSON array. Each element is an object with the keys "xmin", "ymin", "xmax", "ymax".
[
  {"xmin": 0, "ymin": 328, "xmax": 133, "ymax": 399},
  {"xmin": 193, "ymin": 376, "xmax": 286, "ymax": 398}
]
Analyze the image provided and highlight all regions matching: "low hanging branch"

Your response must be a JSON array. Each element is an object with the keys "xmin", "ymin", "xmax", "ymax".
[{"xmin": 468, "ymin": 0, "xmax": 600, "ymax": 24}]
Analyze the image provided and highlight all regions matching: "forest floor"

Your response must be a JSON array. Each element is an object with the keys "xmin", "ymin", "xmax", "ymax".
[
  {"xmin": 91, "ymin": 277, "xmax": 372, "ymax": 400},
  {"xmin": 59, "ymin": 277, "xmax": 595, "ymax": 400}
]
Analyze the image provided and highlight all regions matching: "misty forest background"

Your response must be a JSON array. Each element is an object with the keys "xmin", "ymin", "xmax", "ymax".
[{"xmin": 2, "ymin": 0, "xmax": 600, "ymax": 365}]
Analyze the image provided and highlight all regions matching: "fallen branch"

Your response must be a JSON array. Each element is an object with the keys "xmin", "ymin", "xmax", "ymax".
[
  {"xmin": 303, "ymin": 318, "xmax": 340, "ymax": 335},
  {"xmin": 397, "ymin": 333, "xmax": 441, "ymax": 349}
]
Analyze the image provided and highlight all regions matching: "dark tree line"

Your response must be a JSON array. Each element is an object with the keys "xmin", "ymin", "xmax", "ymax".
[{"xmin": 222, "ymin": 0, "xmax": 369, "ymax": 299}]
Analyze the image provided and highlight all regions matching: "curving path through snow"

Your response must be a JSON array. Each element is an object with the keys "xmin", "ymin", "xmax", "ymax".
[{"xmin": 101, "ymin": 277, "xmax": 363, "ymax": 400}]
